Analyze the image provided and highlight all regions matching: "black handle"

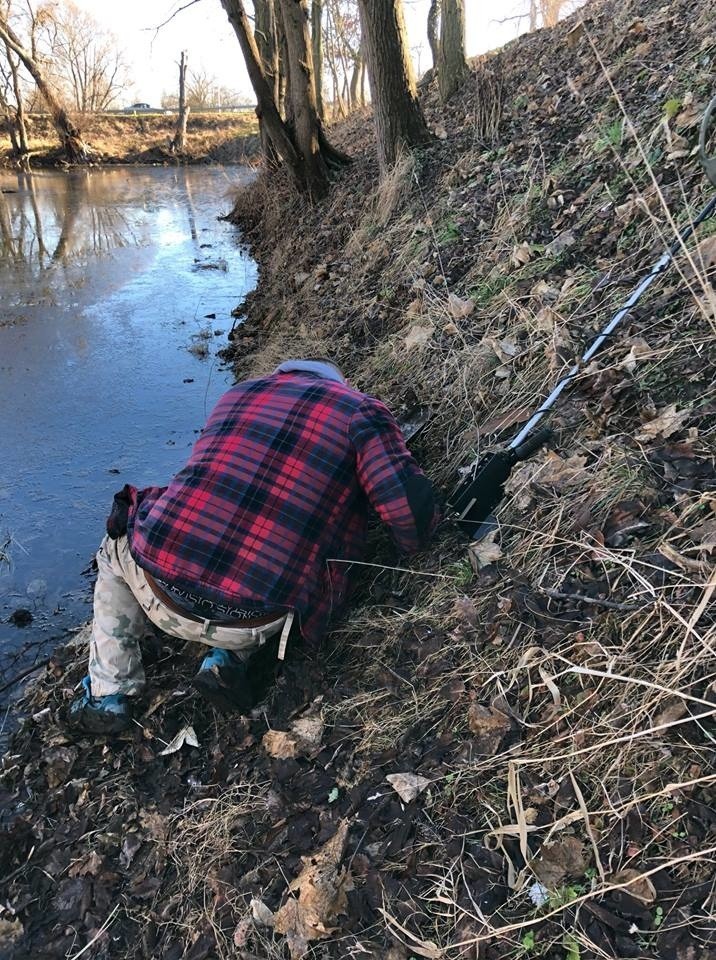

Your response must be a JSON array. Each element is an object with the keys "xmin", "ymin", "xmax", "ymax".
[{"xmin": 512, "ymin": 428, "xmax": 553, "ymax": 462}]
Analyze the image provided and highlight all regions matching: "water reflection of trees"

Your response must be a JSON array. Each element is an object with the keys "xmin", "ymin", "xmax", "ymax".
[{"xmin": 0, "ymin": 171, "xmax": 140, "ymax": 272}]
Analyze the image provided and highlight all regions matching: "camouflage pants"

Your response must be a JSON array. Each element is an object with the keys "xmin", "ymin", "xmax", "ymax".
[{"xmin": 89, "ymin": 535, "xmax": 287, "ymax": 697}]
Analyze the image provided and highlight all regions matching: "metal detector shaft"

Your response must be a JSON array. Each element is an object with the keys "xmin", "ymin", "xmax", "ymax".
[{"xmin": 509, "ymin": 191, "xmax": 716, "ymax": 450}]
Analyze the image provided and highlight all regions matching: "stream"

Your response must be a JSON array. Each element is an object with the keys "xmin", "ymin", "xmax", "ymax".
[{"xmin": 0, "ymin": 165, "xmax": 256, "ymax": 706}]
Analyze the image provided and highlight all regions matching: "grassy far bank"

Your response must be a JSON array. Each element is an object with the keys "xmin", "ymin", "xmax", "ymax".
[
  {"xmin": 0, "ymin": 110, "xmax": 259, "ymax": 167},
  {"xmin": 2, "ymin": 0, "xmax": 716, "ymax": 957}
]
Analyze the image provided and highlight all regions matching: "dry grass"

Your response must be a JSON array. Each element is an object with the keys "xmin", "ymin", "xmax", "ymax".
[
  {"xmin": 0, "ymin": 111, "xmax": 258, "ymax": 167},
  {"xmin": 220, "ymin": 2, "xmax": 716, "ymax": 951}
]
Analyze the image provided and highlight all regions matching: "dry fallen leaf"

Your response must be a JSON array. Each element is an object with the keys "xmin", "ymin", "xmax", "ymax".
[
  {"xmin": 263, "ymin": 715, "xmax": 324, "ymax": 760},
  {"xmin": 530, "ymin": 837, "xmax": 586, "ymax": 888},
  {"xmin": 403, "ymin": 323, "xmax": 434, "ymax": 350},
  {"xmin": 534, "ymin": 306, "xmax": 556, "ymax": 333},
  {"xmin": 0, "ymin": 918, "xmax": 24, "ymax": 947},
  {"xmin": 386, "ymin": 772, "xmax": 432, "ymax": 803},
  {"xmin": 467, "ymin": 703, "xmax": 512, "ymax": 754},
  {"xmin": 483, "ymin": 335, "xmax": 518, "ymax": 363},
  {"xmin": 159, "ymin": 724, "xmax": 199, "ymax": 756},
  {"xmin": 511, "ymin": 242, "xmax": 533, "ymax": 267},
  {"xmin": 251, "ymin": 897, "xmax": 276, "ymax": 927},
  {"xmin": 274, "ymin": 820, "xmax": 353, "ymax": 958},
  {"xmin": 233, "ymin": 917, "xmax": 252, "ymax": 948},
  {"xmin": 447, "ymin": 293, "xmax": 475, "ymax": 319},
  {"xmin": 545, "ymin": 230, "xmax": 576, "ymax": 257},
  {"xmin": 566, "ymin": 21, "xmax": 584, "ymax": 47},
  {"xmin": 537, "ymin": 452, "xmax": 588, "ymax": 489},
  {"xmin": 442, "ymin": 321, "xmax": 460, "ymax": 335},
  {"xmin": 609, "ymin": 868, "xmax": 657, "ymax": 904},
  {"xmin": 686, "ymin": 236, "xmax": 716, "ymax": 278},
  {"xmin": 468, "ymin": 530, "xmax": 503, "ymax": 571},
  {"xmin": 635, "ymin": 404, "xmax": 691, "ymax": 441},
  {"xmin": 620, "ymin": 336, "xmax": 651, "ymax": 373},
  {"xmin": 503, "ymin": 459, "xmax": 541, "ymax": 510},
  {"xmin": 691, "ymin": 518, "xmax": 716, "ymax": 553}
]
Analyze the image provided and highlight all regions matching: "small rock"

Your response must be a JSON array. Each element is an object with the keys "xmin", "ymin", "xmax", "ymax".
[{"xmin": 9, "ymin": 608, "xmax": 33, "ymax": 627}]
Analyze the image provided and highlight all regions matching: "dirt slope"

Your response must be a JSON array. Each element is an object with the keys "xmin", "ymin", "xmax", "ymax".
[{"xmin": 2, "ymin": 0, "xmax": 715, "ymax": 958}]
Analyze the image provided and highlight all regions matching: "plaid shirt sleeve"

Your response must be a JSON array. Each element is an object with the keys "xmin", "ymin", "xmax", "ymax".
[{"xmin": 350, "ymin": 396, "xmax": 437, "ymax": 554}]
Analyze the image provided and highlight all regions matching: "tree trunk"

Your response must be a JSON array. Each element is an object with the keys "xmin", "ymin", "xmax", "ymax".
[
  {"xmin": 356, "ymin": 0, "xmax": 431, "ymax": 172},
  {"xmin": 219, "ymin": 0, "xmax": 348, "ymax": 196},
  {"xmin": 529, "ymin": 0, "xmax": 538, "ymax": 30},
  {"xmin": 427, "ymin": 0, "xmax": 440, "ymax": 68},
  {"xmin": 220, "ymin": 0, "xmax": 302, "ymax": 173},
  {"xmin": 437, "ymin": 0, "xmax": 467, "ymax": 102},
  {"xmin": 349, "ymin": 51, "xmax": 362, "ymax": 107},
  {"xmin": 5, "ymin": 43, "xmax": 29, "ymax": 160},
  {"xmin": 310, "ymin": 0, "xmax": 324, "ymax": 120},
  {"xmin": 255, "ymin": 0, "xmax": 280, "ymax": 109},
  {"xmin": 1, "ymin": 104, "xmax": 20, "ymax": 155},
  {"xmin": 540, "ymin": 0, "xmax": 562, "ymax": 28},
  {"xmin": 0, "ymin": 16, "xmax": 88, "ymax": 162},
  {"xmin": 276, "ymin": 0, "xmax": 329, "ymax": 196},
  {"xmin": 171, "ymin": 50, "xmax": 190, "ymax": 153}
]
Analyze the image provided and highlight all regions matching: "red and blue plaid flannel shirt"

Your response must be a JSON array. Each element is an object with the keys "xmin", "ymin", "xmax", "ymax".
[{"xmin": 126, "ymin": 372, "xmax": 436, "ymax": 643}]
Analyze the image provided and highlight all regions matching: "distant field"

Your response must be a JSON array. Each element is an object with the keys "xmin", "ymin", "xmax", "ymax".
[{"xmin": 1, "ymin": 110, "xmax": 259, "ymax": 166}]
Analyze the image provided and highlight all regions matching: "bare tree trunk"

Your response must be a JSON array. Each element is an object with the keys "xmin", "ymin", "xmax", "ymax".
[
  {"xmin": 5, "ymin": 43, "xmax": 28, "ymax": 160},
  {"xmin": 219, "ymin": 0, "xmax": 348, "ymax": 195},
  {"xmin": 220, "ymin": 0, "xmax": 302, "ymax": 170},
  {"xmin": 540, "ymin": 0, "xmax": 562, "ymax": 28},
  {"xmin": 357, "ymin": 0, "xmax": 431, "ymax": 172},
  {"xmin": 529, "ymin": 0, "xmax": 538, "ymax": 30},
  {"xmin": 359, "ymin": 56, "xmax": 367, "ymax": 106},
  {"xmin": 437, "ymin": 0, "xmax": 467, "ymax": 102},
  {"xmin": 427, "ymin": 0, "xmax": 440, "ymax": 68},
  {"xmin": 349, "ymin": 50, "xmax": 362, "ymax": 107},
  {"xmin": 255, "ymin": 0, "xmax": 281, "ymax": 161},
  {"xmin": 171, "ymin": 50, "xmax": 189, "ymax": 153},
  {"xmin": 310, "ymin": 0, "xmax": 323, "ymax": 120},
  {"xmin": 323, "ymin": 0, "xmax": 342, "ymax": 118},
  {"xmin": 0, "ymin": 15, "xmax": 88, "ymax": 162},
  {"xmin": 276, "ymin": 0, "xmax": 329, "ymax": 196},
  {"xmin": 0, "ymin": 104, "xmax": 20, "ymax": 154}
]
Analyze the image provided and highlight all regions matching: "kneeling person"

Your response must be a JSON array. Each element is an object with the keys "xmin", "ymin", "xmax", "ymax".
[{"xmin": 71, "ymin": 359, "xmax": 437, "ymax": 733}]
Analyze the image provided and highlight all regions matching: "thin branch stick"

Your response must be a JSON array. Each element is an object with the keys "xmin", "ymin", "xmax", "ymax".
[
  {"xmin": 67, "ymin": 905, "xmax": 119, "ymax": 960},
  {"xmin": 0, "ymin": 657, "xmax": 50, "ymax": 695},
  {"xmin": 147, "ymin": 0, "xmax": 203, "ymax": 37},
  {"xmin": 541, "ymin": 588, "xmax": 644, "ymax": 611},
  {"xmin": 326, "ymin": 558, "xmax": 460, "ymax": 580}
]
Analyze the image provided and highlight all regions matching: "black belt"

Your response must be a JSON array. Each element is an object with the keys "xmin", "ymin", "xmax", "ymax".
[{"xmin": 145, "ymin": 574, "xmax": 283, "ymax": 627}]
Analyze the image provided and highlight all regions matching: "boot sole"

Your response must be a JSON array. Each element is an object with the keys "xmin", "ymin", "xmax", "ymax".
[{"xmin": 191, "ymin": 665, "xmax": 254, "ymax": 714}]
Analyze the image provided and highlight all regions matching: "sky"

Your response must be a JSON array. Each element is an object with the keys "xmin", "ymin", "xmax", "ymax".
[{"xmin": 68, "ymin": 0, "xmax": 537, "ymax": 107}]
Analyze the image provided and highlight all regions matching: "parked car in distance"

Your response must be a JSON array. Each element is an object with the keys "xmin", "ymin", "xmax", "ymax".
[{"xmin": 123, "ymin": 102, "xmax": 168, "ymax": 113}]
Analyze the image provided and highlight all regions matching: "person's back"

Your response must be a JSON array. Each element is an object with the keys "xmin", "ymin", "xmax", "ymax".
[{"xmin": 128, "ymin": 364, "xmax": 434, "ymax": 642}]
